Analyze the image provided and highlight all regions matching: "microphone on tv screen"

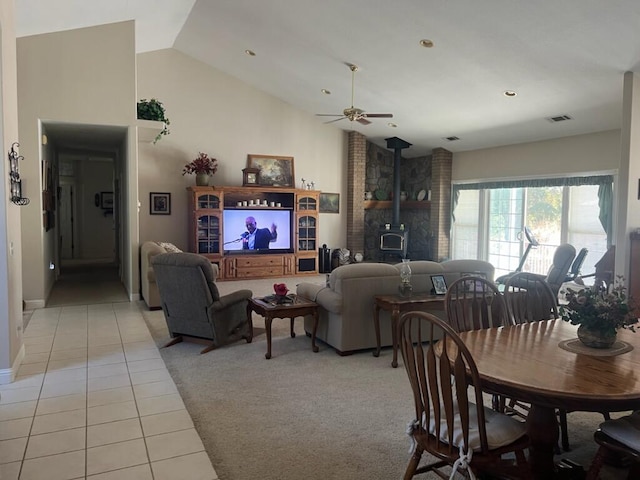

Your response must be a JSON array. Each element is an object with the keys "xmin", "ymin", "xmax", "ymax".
[{"xmin": 241, "ymin": 232, "xmax": 250, "ymax": 239}]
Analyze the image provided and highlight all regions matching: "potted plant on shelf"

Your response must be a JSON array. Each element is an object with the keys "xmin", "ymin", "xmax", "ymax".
[
  {"xmin": 182, "ymin": 152, "xmax": 218, "ymax": 186},
  {"xmin": 559, "ymin": 278, "xmax": 637, "ymax": 348},
  {"xmin": 137, "ymin": 98, "xmax": 170, "ymax": 143}
]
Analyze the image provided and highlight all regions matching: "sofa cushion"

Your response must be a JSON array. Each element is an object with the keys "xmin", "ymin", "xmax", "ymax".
[{"xmin": 329, "ymin": 263, "xmax": 399, "ymax": 292}]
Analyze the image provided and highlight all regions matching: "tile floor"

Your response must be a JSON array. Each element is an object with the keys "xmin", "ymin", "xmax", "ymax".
[{"xmin": 0, "ymin": 302, "xmax": 218, "ymax": 480}]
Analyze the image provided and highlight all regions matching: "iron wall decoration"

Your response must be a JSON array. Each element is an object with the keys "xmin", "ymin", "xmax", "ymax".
[{"xmin": 8, "ymin": 142, "xmax": 29, "ymax": 206}]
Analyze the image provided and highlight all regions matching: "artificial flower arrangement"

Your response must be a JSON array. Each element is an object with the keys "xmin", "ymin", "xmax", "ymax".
[
  {"xmin": 182, "ymin": 152, "xmax": 219, "ymax": 176},
  {"xmin": 559, "ymin": 278, "xmax": 637, "ymax": 335}
]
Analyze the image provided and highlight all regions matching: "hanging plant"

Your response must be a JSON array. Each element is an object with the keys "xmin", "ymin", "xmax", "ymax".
[{"xmin": 137, "ymin": 98, "xmax": 170, "ymax": 143}]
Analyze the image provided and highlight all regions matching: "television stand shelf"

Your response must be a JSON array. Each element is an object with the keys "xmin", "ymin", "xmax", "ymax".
[{"xmin": 187, "ymin": 186, "xmax": 320, "ymax": 280}]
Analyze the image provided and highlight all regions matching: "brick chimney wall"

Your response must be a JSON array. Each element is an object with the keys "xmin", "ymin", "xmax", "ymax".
[
  {"xmin": 431, "ymin": 147, "xmax": 453, "ymax": 261},
  {"xmin": 347, "ymin": 131, "xmax": 366, "ymax": 256}
]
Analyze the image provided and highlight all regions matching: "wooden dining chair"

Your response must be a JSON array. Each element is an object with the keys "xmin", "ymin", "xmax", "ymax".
[
  {"xmin": 444, "ymin": 275, "xmax": 512, "ymax": 412},
  {"xmin": 398, "ymin": 311, "xmax": 532, "ymax": 480},
  {"xmin": 501, "ymin": 272, "xmax": 575, "ymax": 450},
  {"xmin": 444, "ymin": 275, "xmax": 512, "ymax": 332},
  {"xmin": 586, "ymin": 412, "xmax": 640, "ymax": 480},
  {"xmin": 503, "ymin": 271, "xmax": 559, "ymax": 324}
]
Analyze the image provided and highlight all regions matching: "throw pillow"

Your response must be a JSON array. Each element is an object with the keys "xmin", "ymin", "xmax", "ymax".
[{"xmin": 157, "ymin": 242, "xmax": 182, "ymax": 253}]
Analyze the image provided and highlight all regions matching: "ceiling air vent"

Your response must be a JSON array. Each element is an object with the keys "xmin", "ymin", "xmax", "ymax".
[
  {"xmin": 546, "ymin": 114, "xmax": 573, "ymax": 123},
  {"xmin": 443, "ymin": 136, "xmax": 460, "ymax": 142}
]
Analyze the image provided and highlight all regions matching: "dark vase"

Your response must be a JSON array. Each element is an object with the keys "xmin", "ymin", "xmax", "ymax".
[
  {"xmin": 577, "ymin": 324, "xmax": 617, "ymax": 349},
  {"xmin": 195, "ymin": 173, "xmax": 209, "ymax": 186}
]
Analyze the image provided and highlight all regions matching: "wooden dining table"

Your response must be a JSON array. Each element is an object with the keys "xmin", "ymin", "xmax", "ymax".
[{"xmin": 454, "ymin": 319, "xmax": 640, "ymax": 479}]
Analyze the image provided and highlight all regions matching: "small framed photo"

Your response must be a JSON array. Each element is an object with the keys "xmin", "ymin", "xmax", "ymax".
[
  {"xmin": 150, "ymin": 192, "xmax": 171, "ymax": 215},
  {"xmin": 100, "ymin": 191, "xmax": 114, "ymax": 209},
  {"xmin": 319, "ymin": 192, "xmax": 340, "ymax": 213},
  {"xmin": 431, "ymin": 275, "xmax": 448, "ymax": 295}
]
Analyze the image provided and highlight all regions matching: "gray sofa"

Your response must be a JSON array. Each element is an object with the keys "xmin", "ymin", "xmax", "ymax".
[{"xmin": 296, "ymin": 259, "xmax": 494, "ymax": 355}]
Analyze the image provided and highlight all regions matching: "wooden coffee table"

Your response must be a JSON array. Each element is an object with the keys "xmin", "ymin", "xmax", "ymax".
[
  {"xmin": 373, "ymin": 293, "xmax": 445, "ymax": 367},
  {"xmin": 247, "ymin": 294, "xmax": 319, "ymax": 359}
]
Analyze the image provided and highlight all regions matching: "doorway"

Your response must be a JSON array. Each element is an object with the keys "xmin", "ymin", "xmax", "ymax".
[{"xmin": 43, "ymin": 122, "xmax": 128, "ymax": 305}]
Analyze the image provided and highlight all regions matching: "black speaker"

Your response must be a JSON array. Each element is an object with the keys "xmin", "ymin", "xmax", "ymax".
[
  {"xmin": 298, "ymin": 257, "xmax": 316, "ymax": 272},
  {"xmin": 318, "ymin": 244, "xmax": 331, "ymax": 273}
]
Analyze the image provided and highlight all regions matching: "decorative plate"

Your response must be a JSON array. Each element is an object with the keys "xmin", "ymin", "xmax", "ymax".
[
  {"xmin": 417, "ymin": 189, "xmax": 427, "ymax": 201},
  {"xmin": 374, "ymin": 189, "xmax": 388, "ymax": 201}
]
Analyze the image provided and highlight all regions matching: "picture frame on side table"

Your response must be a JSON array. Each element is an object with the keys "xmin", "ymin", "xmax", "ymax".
[
  {"xmin": 431, "ymin": 274, "xmax": 447, "ymax": 295},
  {"xmin": 150, "ymin": 192, "xmax": 171, "ymax": 215},
  {"xmin": 319, "ymin": 192, "xmax": 340, "ymax": 213},
  {"xmin": 247, "ymin": 154, "xmax": 294, "ymax": 187}
]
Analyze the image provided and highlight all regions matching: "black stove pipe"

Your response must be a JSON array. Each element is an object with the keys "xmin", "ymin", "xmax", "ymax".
[{"xmin": 385, "ymin": 136, "xmax": 412, "ymax": 226}]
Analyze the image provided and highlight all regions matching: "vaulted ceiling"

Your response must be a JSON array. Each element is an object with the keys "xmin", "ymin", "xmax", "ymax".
[{"xmin": 16, "ymin": 0, "xmax": 640, "ymax": 155}]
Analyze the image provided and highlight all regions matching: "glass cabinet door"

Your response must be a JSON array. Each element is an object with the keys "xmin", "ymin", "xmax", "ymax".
[
  {"xmin": 196, "ymin": 214, "xmax": 220, "ymax": 254},
  {"xmin": 196, "ymin": 193, "xmax": 220, "ymax": 210},
  {"xmin": 297, "ymin": 215, "xmax": 316, "ymax": 251},
  {"xmin": 297, "ymin": 196, "xmax": 317, "ymax": 212}
]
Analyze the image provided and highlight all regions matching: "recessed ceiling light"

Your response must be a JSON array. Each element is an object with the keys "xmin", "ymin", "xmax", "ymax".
[
  {"xmin": 504, "ymin": 90, "xmax": 517, "ymax": 97},
  {"xmin": 388, "ymin": 122, "xmax": 397, "ymax": 128},
  {"xmin": 419, "ymin": 39, "xmax": 434, "ymax": 48},
  {"xmin": 443, "ymin": 136, "xmax": 460, "ymax": 142},
  {"xmin": 245, "ymin": 49, "xmax": 256, "ymax": 56},
  {"xmin": 321, "ymin": 89, "xmax": 331, "ymax": 95}
]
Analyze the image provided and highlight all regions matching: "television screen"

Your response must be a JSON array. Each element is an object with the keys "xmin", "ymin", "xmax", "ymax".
[{"xmin": 223, "ymin": 208, "xmax": 293, "ymax": 253}]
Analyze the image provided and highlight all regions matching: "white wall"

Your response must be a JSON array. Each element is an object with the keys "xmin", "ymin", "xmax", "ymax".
[
  {"xmin": 452, "ymin": 130, "xmax": 620, "ymax": 182},
  {"xmin": 136, "ymin": 49, "xmax": 348, "ymax": 254},
  {"xmin": 0, "ymin": 0, "xmax": 25, "ymax": 380},
  {"xmin": 17, "ymin": 21, "xmax": 137, "ymax": 306}
]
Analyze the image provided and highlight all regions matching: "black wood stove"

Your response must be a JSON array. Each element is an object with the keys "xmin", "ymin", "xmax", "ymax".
[{"xmin": 378, "ymin": 137, "xmax": 412, "ymax": 260}]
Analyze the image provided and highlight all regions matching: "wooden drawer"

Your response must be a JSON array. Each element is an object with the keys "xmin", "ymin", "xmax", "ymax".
[
  {"xmin": 236, "ymin": 266, "xmax": 284, "ymax": 278},
  {"xmin": 235, "ymin": 256, "xmax": 283, "ymax": 268}
]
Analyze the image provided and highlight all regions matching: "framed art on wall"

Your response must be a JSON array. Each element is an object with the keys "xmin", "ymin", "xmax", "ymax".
[
  {"xmin": 247, "ymin": 154, "xmax": 294, "ymax": 187},
  {"xmin": 319, "ymin": 192, "xmax": 340, "ymax": 213},
  {"xmin": 150, "ymin": 192, "xmax": 171, "ymax": 215},
  {"xmin": 100, "ymin": 191, "xmax": 114, "ymax": 209}
]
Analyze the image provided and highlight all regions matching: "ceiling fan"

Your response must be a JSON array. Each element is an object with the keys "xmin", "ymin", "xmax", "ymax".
[{"xmin": 316, "ymin": 64, "xmax": 393, "ymax": 125}]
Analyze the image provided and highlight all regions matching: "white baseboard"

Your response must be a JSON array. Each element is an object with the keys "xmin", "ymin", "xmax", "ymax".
[
  {"xmin": 0, "ymin": 344, "xmax": 25, "ymax": 385},
  {"xmin": 24, "ymin": 299, "xmax": 45, "ymax": 310}
]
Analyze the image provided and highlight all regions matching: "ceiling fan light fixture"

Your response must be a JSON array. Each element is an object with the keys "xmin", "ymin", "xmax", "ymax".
[
  {"xmin": 419, "ymin": 39, "xmax": 434, "ymax": 48},
  {"xmin": 244, "ymin": 49, "xmax": 256, "ymax": 56}
]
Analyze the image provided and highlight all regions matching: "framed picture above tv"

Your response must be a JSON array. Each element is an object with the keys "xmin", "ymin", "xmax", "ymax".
[{"xmin": 247, "ymin": 154, "xmax": 294, "ymax": 188}]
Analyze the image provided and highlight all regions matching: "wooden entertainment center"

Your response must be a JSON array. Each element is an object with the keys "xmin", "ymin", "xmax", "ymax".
[{"xmin": 187, "ymin": 186, "xmax": 320, "ymax": 280}]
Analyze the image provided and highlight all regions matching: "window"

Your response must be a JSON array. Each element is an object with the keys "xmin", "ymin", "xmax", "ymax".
[{"xmin": 452, "ymin": 179, "xmax": 611, "ymax": 281}]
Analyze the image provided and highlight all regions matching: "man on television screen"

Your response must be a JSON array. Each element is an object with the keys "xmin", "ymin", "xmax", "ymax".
[{"xmin": 242, "ymin": 216, "xmax": 277, "ymax": 250}]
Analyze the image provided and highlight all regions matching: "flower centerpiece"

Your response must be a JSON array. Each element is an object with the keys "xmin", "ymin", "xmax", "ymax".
[
  {"xmin": 182, "ymin": 152, "xmax": 218, "ymax": 186},
  {"xmin": 559, "ymin": 279, "xmax": 637, "ymax": 348}
]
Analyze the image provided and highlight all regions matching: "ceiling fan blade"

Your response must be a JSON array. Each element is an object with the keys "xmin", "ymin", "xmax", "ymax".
[
  {"xmin": 362, "ymin": 113, "xmax": 393, "ymax": 118},
  {"xmin": 324, "ymin": 117, "xmax": 347, "ymax": 124},
  {"xmin": 316, "ymin": 113, "xmax": 343, "ymax": 117},
  {"xmin": 356, "ymin": 117, "xmax": 372, "ymax": 125}
]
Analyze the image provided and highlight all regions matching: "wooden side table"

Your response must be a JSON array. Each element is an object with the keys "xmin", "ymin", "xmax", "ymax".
[
  {"xmin": 247, "ymin": 294, "xmax": 319, "ymax": 359},
  {"xmin": 373, "ymin": 293, "xmax": 445, "ymax": 367}
]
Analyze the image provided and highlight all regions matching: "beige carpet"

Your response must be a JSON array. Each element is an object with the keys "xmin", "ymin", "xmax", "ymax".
[{"xmin": 142, "ymin": 275, "xmax": 630, "ymax": 480}]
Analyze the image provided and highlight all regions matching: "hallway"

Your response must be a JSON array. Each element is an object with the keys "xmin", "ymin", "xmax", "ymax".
[{"xmin": 47, "ymin": 265, "xmax": 128, "ymax": 308}]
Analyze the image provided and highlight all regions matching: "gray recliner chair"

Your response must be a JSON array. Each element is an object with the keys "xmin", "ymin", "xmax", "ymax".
[
  {"xmin": 544, "ymin": 243, "xmax": 577, "ymax": 296},
  {"xmin": 151, "ymin": 252, "xmax": 253, "ymax": 354}
]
